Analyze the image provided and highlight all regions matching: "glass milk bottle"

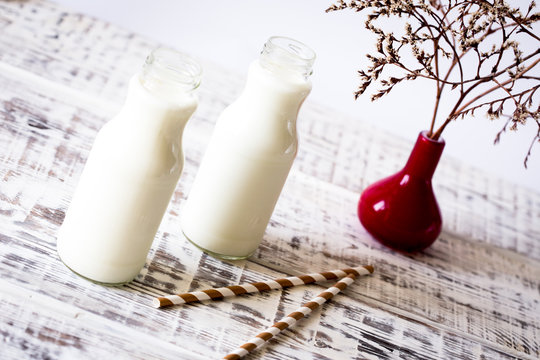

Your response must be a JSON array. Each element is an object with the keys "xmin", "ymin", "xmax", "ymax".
[
  {"xmin": 181, "ymin": 36, "xmax": 315, "ymax": 259},
  {"xmin": 57, "ymin": 48, "xmax": 201, "ymax": 284}
]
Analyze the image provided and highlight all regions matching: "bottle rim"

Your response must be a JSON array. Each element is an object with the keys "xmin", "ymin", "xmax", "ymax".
[
  {"xmin": 143, "ymin": 47, "xmax": 202, "ymax": 92},
  {"xmin": 261, "ymin": 36, "xmax": 316, "ymax": 78}
]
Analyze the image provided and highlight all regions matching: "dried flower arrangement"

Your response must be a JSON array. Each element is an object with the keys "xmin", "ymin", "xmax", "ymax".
[{"xmin": 327, "ymin": 0, "xmax": 540, "ymax": 166}]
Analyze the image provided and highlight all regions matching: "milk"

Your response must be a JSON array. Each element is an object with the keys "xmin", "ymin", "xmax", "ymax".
[
  {"xmin": 57, "ymin": 48, "xmax": 201, "ymax": 284},
  {"xmin": 181, "ymin": 36, "xmax": 315, "ymax": 259}
]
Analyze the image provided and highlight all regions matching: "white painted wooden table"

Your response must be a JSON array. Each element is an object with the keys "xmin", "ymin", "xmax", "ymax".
[{"xmin": 1, "ymin": 1, "xmax": 539, "ymax": 359}]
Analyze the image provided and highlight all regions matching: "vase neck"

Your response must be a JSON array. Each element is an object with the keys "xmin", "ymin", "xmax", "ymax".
[{"xmin": 403, "ymin": 131, "xmax": 445, "ymax": 180}]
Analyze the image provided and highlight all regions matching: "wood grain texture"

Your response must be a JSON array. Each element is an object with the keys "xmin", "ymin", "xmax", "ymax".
[{"xmin": 0, "ymin": 1, "xmax": 539, "ymax": 359}]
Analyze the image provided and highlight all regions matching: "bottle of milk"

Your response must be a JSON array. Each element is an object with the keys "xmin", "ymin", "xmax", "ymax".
[
  {"xmin": 181, "ymin": 36, "xmax": 315, "ymax": 259},
  {"xmin": 57, "ymin": 48, "xmax": 202, "ymax": 284}
]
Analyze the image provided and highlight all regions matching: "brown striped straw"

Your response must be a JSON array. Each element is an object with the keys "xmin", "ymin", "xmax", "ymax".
[
  {"xmin": 152, "ymin": 265, "xmax": 373, "ymax": 308},
  {"xmin": 222, "ymin": 273, "xmax": 357, "ymax": 359}
]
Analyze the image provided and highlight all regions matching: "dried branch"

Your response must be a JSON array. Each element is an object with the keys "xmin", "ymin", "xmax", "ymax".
[{"xmin": 327, "ymin": 0, "xmax": 540, "ymax": 165}]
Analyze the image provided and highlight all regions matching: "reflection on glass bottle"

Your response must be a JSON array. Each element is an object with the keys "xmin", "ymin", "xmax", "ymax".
[
  {"xmin": 57, "ymin": 48, "xmax": 202, "ymax": 284},
  {"xmin": 181, "ymin": 36, "xmax": 316, "ymax": 259}
]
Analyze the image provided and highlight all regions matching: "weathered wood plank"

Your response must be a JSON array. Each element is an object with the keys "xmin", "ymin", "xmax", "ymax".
[
  {"xmin": 0, "ymin": 230, "xmax": 531, "ymax": 360},
  {"xmin": 0, "ymin": 278, "xmax": 205, "ymax": 360},
  {"xmin": 1, "ymin": 66, "xmax": 539, "ymax": 358},
  {"xmin": 0, "ymin": 0, "xmax": 538, "ymax": 260},
  {"xmin": 1, "ymin": 0, "xmax": 539, "ymax": 359}
]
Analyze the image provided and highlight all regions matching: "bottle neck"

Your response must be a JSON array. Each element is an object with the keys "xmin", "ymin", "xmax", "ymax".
[
  {"xmin": 139, "ymin": 47, "xmax": 202, "ymax": 103},
  {"xmin": 122, "ymin": 75, "xmax": 197, "ymax": 134},
  {"xmin": 259, "ymin": 36, "xmax": 315, "ymax": 79},
  {"xmin": 117, "ymin": 48, "xmax": 200, "ymax": 134},
  {"xmin": 237, "ymin": 36, "xmax": 315, "ymax": 119},
  {"xmin": 403, "ymin": 131, "xmax": 445, "ymax": 180}
]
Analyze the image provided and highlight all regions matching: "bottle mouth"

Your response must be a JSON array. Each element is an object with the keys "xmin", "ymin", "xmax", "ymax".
[
  {"xmin": 142, "ymin": 47, "xmax": 202, "ymax": 93},
  {"xmin": 260, "ymin": 36, "xmax": 316, "ymax": 78}
]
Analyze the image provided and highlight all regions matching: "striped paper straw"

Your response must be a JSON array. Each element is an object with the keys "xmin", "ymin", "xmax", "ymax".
[
  {"xmin": 153, "ymin": 265, "xmax": 373, "ymax": 308},
  {"xmin": 222, "ymin": 273, "xmax": 357, "ymax": 359}
]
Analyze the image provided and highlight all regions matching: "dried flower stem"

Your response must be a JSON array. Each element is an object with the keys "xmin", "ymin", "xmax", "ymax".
[
  {"xmin": 432, "ymin": 56, "xmax": 540, "ymax": 140},
  {"xmin": 327, "ymin": 0, "xmax": 540, "ymax": 164}
]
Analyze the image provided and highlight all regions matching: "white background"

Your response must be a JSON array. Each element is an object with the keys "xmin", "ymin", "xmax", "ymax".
[{"xmin": 50, "ymin": 0, "xmax": 539, "ymax": 190}]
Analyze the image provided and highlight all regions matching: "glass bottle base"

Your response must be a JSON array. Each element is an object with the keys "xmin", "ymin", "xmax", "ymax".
[
  {"xmin": 57, "ymin": 249, "xmax": 134, "ymax": 286},
  {"xmin": 182, "ymin": 230, "xmax": 253, "ymax": 261}
]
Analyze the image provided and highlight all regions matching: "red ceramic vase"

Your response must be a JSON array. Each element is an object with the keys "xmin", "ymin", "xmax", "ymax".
[{"xmin": 358, "ymin": 131, "xmax": 445, "ymax": 252}]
